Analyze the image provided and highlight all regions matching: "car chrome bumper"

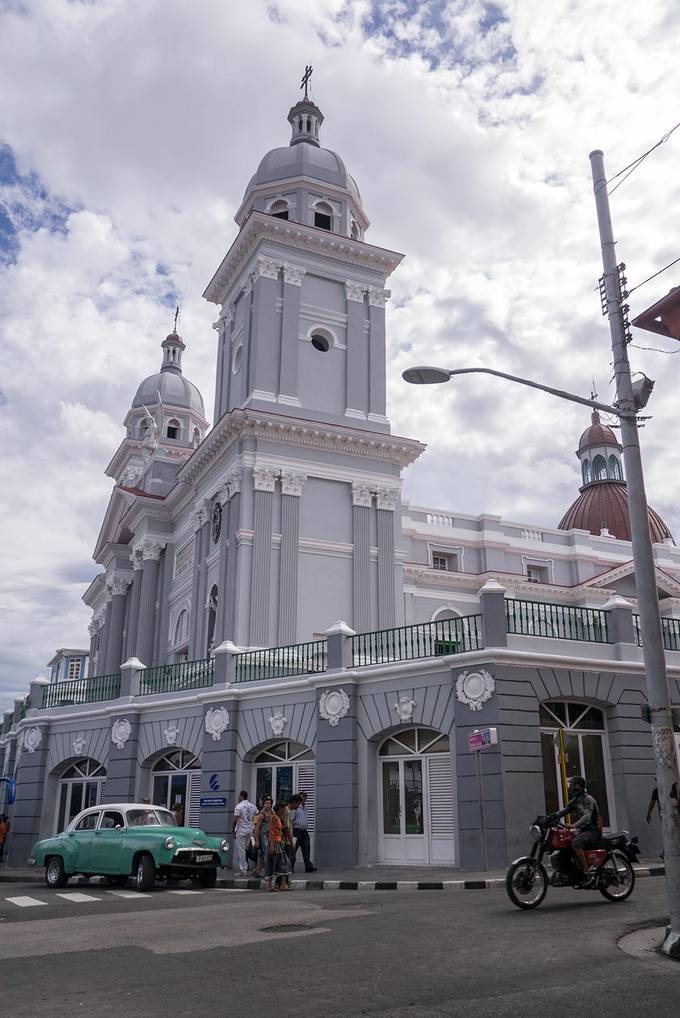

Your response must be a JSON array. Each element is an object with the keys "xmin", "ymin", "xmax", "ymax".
[{"xmin": 27, "ymin": 856, "xmax": 36, "ymax": 867}]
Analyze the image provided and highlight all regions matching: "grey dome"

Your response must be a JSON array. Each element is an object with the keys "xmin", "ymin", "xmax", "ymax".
[
  {"xmin": 246, "ymin": 142, "xmax": 362, "ymax": 204},
  {"xmin": 132, "ymin": 370, "xmax": 205, "ymax": 415}
]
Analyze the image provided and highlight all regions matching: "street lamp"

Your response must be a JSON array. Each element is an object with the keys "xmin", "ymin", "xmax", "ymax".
[{"xmin": 403, "ymin": 357, "xmax": 680, "ymax": 957}]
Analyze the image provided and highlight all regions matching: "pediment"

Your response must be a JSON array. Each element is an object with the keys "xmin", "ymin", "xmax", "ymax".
[
  {"xmin": 92, "ymin": 487, "xmax": 136, "ymax": 561},
  {"xmin": 584, "ymin": 560, "xmax": 680, "ymax": 600}
]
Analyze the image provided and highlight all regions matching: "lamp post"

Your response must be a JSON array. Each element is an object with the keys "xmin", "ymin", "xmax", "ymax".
[{"xmin": 403, "ymin": 360, "xmax": 680, "ymax": 957}]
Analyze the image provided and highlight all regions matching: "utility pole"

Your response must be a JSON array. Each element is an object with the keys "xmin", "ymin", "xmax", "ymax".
[{"xmin": 590, "ymin": 150, "xmax": 680, "ymax": 958}]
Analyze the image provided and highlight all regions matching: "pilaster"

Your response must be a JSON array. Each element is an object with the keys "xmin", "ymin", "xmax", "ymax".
[
  {"xmin": 352, "ymin": 482, "xmax": 372, "ymax": 632},
  {"xmin": 376, "ymin": 486, "xmax": 397, "ymax": 628},
  {"xmin": 124, "ymin": 548, "xmax": 144, "ymax": 661},
  {"xmin": 249, "ymin": 467, "xmax": 276, "ymax": 646},
  {"xmin": 278, "ymin": 472, "xmax": 305, "ymax": 643},
  {"xmin": 315, "ymin": 682, "xmax": 358, "ymax": 868},
  {"xmin": 105, "ymin": 574, "xmax": 132, "ymax": 674},
  {"xmin": 189, "ymin": 502, "xmax": 209, "ymax": 658},
  {"xmin": 135, "ymin": 540, "xmax": 164, "ymax": 667},
  {"xmin": 198, "ymin": 699, "xmax": 238, "ymax": 840},
  {"xmin": 249, "ymin": 258, "xmax": 281, "ymax": 403},
  {"xmin": 280, "ymin": 263, "xmax": 305, "ymax": 400},
  {"xmin": 345, "ymin": 281, "xmax": 367, "ymax": 417},
  {"xmin": 367, "ymin": 286, "xmax": 388, "ymax": 419}
]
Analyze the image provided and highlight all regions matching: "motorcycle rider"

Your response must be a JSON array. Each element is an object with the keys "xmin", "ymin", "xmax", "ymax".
[{"xmin": 554, "ymin": 775, "xmax": 600, "ymax": 885}]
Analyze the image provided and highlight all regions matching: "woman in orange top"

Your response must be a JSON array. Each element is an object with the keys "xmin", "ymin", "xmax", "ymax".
[{"xmin": 265, "ymin": 802, "xmax": 291, "ymax": 891}]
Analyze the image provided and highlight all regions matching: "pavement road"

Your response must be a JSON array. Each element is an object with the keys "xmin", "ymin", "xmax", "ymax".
[{"xmin": 0, "ymin": 876, "xmax": 678, "ymax": 1017}]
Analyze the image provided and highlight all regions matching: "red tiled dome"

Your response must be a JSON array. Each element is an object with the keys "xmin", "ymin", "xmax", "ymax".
[
  {"xmin": 577, "ymin": 410, "xmax": 621, "ymax": 455},
  {"xmin": 558, "ymin": 480, "xmax": 674, "ymax": 543}
]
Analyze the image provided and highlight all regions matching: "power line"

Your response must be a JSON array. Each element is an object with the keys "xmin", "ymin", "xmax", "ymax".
[
  {"xmin": 598, "ymin": 118, "xmax": 680, "ymax": 197},
  {"xmin": 628, "ymin": 255, "xmax": 680, "ymax": 297}
]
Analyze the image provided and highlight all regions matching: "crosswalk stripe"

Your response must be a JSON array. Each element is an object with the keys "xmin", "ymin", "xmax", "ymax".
[
  {"xmin": 5, "ymin": 896, "xmax": 48, "ymax": 908},
  {"xmin": 106, "ymin": 890, "xmax": 149, "ymax": 899},
  {"xmin": 56, "ymin": 892, "xmax": 102, "ymax": 903},
  {"xmin": 169, "ymin": 889, "xmax": 203, "ymax": 895}
]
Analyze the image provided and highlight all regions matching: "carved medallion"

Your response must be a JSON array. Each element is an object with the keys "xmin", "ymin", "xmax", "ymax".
[
  {"xmin": 23, "ymin": 726, "xmax": 42, "ymax": 754},
  {"xmin": 394, "ymin": 695, "xmax": 416, "ymax": 723},
  {"xmin": 319, "ymin": 688, "xmax": 350, "ymax": 727},
  {"xmin": 456, "ymin": 670, "xmax": 495, "ymax": 712},
  {"xmin": 164, "ymin": 721, "xmax": 179, "ymax": 747},
  {"xmin": 268, "ymin": 711, "xmax": 287, "ymax": 737},
  {"xmin": 205, "ymin": 706, "xmax": 230, "ymax": 742},
  {"xmin": 111, "ymin": 717, "xmax": 132, "ymax": 750},
  {"xmin": 72, "ymin": 735, "xmax": 86, "ymax": 756}
]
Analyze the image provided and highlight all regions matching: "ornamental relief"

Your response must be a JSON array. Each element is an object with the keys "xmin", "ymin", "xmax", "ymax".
[
  {"xmin": 319, "ymin": 688, "xmax": 351, "ymax": 727},
  {"xmin": 456, "ymin": 670, "xmax": 495, "ymax": 712},
  {"xmin": 205, "ymin": 706, "xmax": 230, "ymax": 742}
]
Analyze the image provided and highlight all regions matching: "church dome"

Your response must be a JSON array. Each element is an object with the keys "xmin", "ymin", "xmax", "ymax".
[
  {"xmin": 131, "ymin": 331, "xmax": 205, "ymax": 415},
  {"xmin": 558, "ymin": 481, "xmax": 673, "ymax": 543},
  {"xmin": 246, "ymin": 143, "xmax": 362, "ymax": 205}
]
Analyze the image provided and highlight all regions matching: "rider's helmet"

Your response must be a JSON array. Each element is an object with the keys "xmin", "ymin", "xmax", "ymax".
[{"xmin": 568, "ymin": 775, "xmax": 586, "ymax": 797}]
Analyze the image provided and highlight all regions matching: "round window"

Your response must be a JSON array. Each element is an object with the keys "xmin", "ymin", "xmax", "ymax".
[
  {"xmin": 310, "ymin": 332, "xmax": 331, "ymax": 353},
  {"xmin": 232, "ymin": 344, "xmax": 243, "ymax": 374}
]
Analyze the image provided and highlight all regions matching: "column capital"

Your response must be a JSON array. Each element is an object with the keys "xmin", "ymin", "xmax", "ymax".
[
  {"xmin": 345, "ymin": 280, "xmax": 367, "ymax": 303},
  {"xmin": 351, "ymin": 482, "xmax": 373, "ymax": 508},
  {"xmin": 213, "ymin": 305, "xmax": 234, "ymax": 334},
  {"xmin": 280, "ymin": 471, "xmax": 306, "ymax": 497},
  {"xmin": 253, "ymin": 256, "xmax": 281, "ymax": 281},
  {"xmin": 220, "ymin": 463, "xmax": 242, "ymax": 500},
  {"xmin": 283, "ymin": 262, "xmax": 305, "ymax": 286},
  {"xmin": 253, "ymin": 465, "xmax": 277, "ymax": 493},
  {"xmin": 367, "ymin": 285, "xmax": 389, "ymax": 308},
  {"xmin": 107, "ymin": 574, "xmax": 133, "ymax": 597},
  {"xmin": 130, "ymin": 546, "xmax": 144, "ymax": 570},
  {"xmin": 375, "ymin": 486, "xmax": 399, "ymax": 511},
  {"xmin": 140, "ymin": 539, "xmax": 165, "ymax": 561},
  {"xmin": 192, "ymin": 500, "xmax": 210, "ymax": 530}
]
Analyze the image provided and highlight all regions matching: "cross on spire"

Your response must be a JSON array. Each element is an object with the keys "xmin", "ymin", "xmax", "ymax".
[
  {"xmin": 173, "ymin": 305, "xmax": 180, "ymax": 333},
  {"xmin": 300, "ymin": 64, "xmax": 313, "ymax": 99}
]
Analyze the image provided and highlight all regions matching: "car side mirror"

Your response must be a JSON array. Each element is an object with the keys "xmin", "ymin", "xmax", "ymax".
[{"xmin": 115, "ymin": 825, "xmax": 123, "ymax": 830}]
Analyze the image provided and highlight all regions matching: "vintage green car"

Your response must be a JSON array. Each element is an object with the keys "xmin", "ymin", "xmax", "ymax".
[{"xmin": 29, "ymin": 802, "xmax": 229, "ymax": 892}]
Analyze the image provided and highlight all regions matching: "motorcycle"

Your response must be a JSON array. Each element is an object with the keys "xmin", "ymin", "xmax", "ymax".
[{"xmin": 506, "ymin": 814, "xmax": 636, "ymax": 910}]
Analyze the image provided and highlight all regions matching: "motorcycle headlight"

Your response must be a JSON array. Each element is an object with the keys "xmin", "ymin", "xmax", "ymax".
[
  {"xmin": 530, "ymin": 824, "xmax": 542, "ymax": 841},
  {"xmin": 164, "ymin": 836, "xmax": 176, "ymax": 850},
  {"xmin": 220, "ymin": 839, "xmax": 229, "ymax": 852}
]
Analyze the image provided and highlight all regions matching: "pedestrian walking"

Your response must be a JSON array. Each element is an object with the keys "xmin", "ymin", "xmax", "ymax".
[
  {"xmin": 291, "ymin": 793, "xmax": 317, "ymax": 872},
  {"xmin": 266, "ymin": 802, "xmax": 291, "ymax": 891},
  {"xmin": 253, "ymin": 796, "xmax": 273, "ymax": 877},
  {"xmin": 0, "ymin": 814, "xmax": 9, "ymax": 865},
  {"xmin": 279, "ymin": 796, "xmax": 296, "ymax": 874},
  {"xmin": 232, "ymin": 790, "xmax": 257, "ymax": 874}
]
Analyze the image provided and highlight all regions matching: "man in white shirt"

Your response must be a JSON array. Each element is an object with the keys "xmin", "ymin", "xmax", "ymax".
[{"xmin": 232, "ymin": 790, "xmax": 256, "ymax": 874}]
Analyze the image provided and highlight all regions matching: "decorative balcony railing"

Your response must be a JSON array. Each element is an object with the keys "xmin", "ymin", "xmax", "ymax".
[
  {"xmin": 351, "ymin": 615, "xmax": 483, "ymax": 667},
  {"xmin": 43, "ymin": 673, "xmax": 121, "ymax": 708},
  {"xmin": 140, "ymin": 657, "xmax": 215, "ymax": 696},
  {"xmin": 632, "ymin": 615, "xmax": 680, "ymax": 652},
  {"xmin": 235, "ymin": 640, "xmax": 327, "ymax": 683},
  {"xmin": 19, "ymin": 695, "xmax": 31, "ymax": 719},
  {"xmin": 506, "ymin": 599, "xmax": 609, "ymax": 643}
]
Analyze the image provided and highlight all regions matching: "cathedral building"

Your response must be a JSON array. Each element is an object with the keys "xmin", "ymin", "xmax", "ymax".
[{"xmin": 3, "ymin": 88, "xmax": 680, "ymax": 872}]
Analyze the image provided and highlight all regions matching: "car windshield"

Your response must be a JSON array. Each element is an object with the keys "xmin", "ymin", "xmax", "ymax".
[
  {"xmin": 127, "ymin": 809, "xmax": 161, "ymax": 827},
  {"xmin": 155, "ymin": 809, "xmax": 177, "ymax": 826}
]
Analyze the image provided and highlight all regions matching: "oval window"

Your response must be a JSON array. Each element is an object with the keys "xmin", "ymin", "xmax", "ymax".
[{"xmin": 232, "ymin": 344, "xmax": 243, "ymax": 374}]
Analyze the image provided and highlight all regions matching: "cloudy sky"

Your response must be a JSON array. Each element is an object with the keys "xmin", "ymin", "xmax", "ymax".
[{"xmin": 1, "ymin": 0, "xmax": 680, "ymax": 708}]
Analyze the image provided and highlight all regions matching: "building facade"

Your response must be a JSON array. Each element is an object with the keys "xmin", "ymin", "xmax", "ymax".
[{"xmin": 3, "ymin": 90, "xmax": 680, "ymax": 871}]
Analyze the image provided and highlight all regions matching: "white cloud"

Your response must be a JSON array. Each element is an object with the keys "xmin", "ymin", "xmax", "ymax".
[{"xmin": 1, "ymin": 0, "xmax": 680, "ymax": 706}]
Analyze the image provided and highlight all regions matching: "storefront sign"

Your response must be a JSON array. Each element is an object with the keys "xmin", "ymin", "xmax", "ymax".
[
  {"xmin": 468, "ymin": 727, "xmax": 498, "ymax": 752},
  {"xmin": 199, "ymin": 796, "xmax": 227, "ymax": 808}
]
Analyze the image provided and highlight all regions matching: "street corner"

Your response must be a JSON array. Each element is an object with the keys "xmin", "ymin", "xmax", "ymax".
[{"xmin": 619, "ymin": 921, "xmax": 680, "ymax": 970}]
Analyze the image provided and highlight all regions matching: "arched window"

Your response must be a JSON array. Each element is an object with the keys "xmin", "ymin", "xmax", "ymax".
[
  {"xmin": 56, "ymin": 758, "xmax": 107, "ymax": 833},
  {"xmin": 582, "ymin": 459, "xmax": 592, "ymax": 485},
  {"xmin": 592, "ymin": 454, "xmax": 607, "ymax": 481},
  {"xmin": 270, "ymin": 199, "xmax": 289, "ymax": 221},
  {"xmin": 253, "ymin": 740, "xmax": 315, "ymax": 814},
  {"xmin": 166, "ymin": 418, "xmax": 180, "ymax": 440},
  {"xmin": 314, "ymin": 202, "xmax": 333, "ymax": 231},
  {"xmin": 173, "ymin": 609, "xmax": 189, "ymax": 647},
  {"xmin": 539, "ymin": 701, "xmax": 612, "ymax": 828},
  {"xmin": 608, "ymin": 455, "xmax": 622, "ymax": 480},
  {"xmin": 151, "ymin": 750, "xmax": 201, "ymax": 827}
]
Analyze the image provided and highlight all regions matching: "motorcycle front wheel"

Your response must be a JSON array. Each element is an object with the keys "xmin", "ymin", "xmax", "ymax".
[
  {"xmin": 506, "ymin": 858, "xmax": 548, "ymax": 910},
  {"xmin": 598, "ymin": 851, "xmax": 635, "ymax": 902}
]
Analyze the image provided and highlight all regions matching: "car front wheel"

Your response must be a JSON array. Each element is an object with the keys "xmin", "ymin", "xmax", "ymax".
[
  {"xmin": 45, "ymin": 856, "xmax": 68, "ymax": 889},
  {"xmin": 135, "ymin": 854, "xmax": 155, "ymax": 893},
  {"xmin": 198, "ymin": 868, "xmax": 217, "ymax": 889}
]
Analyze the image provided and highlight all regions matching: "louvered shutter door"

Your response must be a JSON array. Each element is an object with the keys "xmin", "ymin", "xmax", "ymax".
[
  {"xmin": 296, "ymin": 764, "xmax": 316, "ymax": 831},
  {"xmin": 427, "ymin": 755, "xmax": 455, "ymax": 863},
  {"xmin": 187, "ymin": 770, "xmax": 202, "ymax": 829}
]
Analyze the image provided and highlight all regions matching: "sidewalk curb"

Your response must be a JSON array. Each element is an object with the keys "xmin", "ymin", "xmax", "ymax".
[
  {"xmin": 0, "ymin": 864, "xmax": 665, "ymax": 890},
  {"xmin": 216, "ymin": 864, "xmax": 666, "ymax": 892}
]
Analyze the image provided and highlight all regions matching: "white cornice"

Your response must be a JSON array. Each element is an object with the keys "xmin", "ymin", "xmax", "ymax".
[
  {"xmin": 203, "ymin": 212, "xmax": 404, "ymax": 304},
  {"xmin": 177, "ymin": 408, "xmax": 424, "ymax": 487}
]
